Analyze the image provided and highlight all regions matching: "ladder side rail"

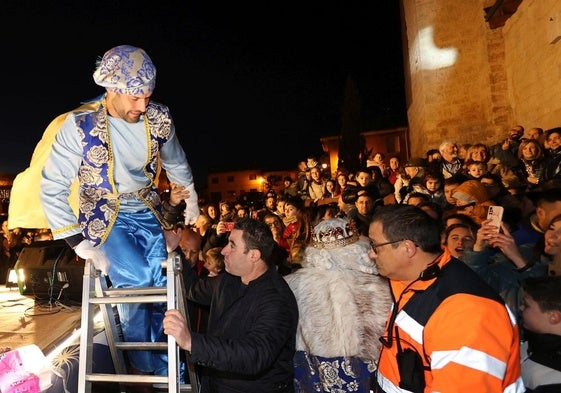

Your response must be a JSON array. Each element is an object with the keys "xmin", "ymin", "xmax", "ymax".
[
  {"xmin": 165, "ymin": 256, "xmax": 179, "ymax": 393},
  {"xmin": 95, "ymin": 268, "xmax": 128, "ymax": 376},
  {"xmin": 177, "ymin": 271, "xmax": 199, "ymax": 393},
  {"xmin": 77, "ymin": 260, "xmax": 96, "ymax": 393},
  {"xmin": 172, "ymin": 252, "xmax": 200, "ymax": 393}
]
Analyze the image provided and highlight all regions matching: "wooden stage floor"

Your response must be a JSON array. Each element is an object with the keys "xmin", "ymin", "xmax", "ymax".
[{"xmin": 0, "ymin": 285, "xmax": 82, "ymax": 355}]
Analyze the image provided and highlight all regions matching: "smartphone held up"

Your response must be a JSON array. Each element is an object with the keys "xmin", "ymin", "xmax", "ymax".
[{"xmin": 486, "ymin": 205, "xmax": 504, "ymax": 233}]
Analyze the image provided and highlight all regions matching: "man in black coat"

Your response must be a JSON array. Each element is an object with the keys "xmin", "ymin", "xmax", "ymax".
[{"xmin": 164, "ymin": 218, "xmax": 298, "ymax": 392}]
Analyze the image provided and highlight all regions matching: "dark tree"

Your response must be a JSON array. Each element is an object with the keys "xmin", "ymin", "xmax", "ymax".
[{"xmin": 337, "ymin": 76, "xmax": 369, "ymax": 175}]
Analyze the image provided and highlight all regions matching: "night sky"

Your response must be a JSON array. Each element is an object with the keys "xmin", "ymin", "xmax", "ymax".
[{"xmin": 0, "ymin": 1, "xmax": 406, "ymax": 185}]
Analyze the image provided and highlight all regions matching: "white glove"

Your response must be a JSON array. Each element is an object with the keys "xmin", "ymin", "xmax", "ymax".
[
  {"xmin": 75, "ymin": 239, "xmax": 111, "ymax": 276},
  {"xmin": 184, "ymin": 183, "xmax": 200, "ymax": 226}
]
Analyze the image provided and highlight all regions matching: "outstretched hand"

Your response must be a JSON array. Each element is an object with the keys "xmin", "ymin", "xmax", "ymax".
[
  {"xmin": 483, "ymin": 222, "xmax": 526, "ymax": 268},
  {"xmin": 184, "ymin": 184, "xmax": 200, "ymax": 226},
  {"xmin": 169, "ymin": 183, "xmax": 191, "ymax": 206}
]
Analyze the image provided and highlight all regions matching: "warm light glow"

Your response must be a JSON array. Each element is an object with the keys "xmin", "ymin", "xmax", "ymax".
[
  {"xmin": 415, "ymin": 26, "xmax": 458, "ymax": 70},
  {"xmin": 6, "ymin": 268, "xmax": 24, "ymax": 288},
  {"xmin": 7, "ymin": 269, "xmax": 18, "ymax": 284}
]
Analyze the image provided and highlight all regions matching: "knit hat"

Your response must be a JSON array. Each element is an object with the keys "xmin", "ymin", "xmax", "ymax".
[
  {"xmin": 93, "ymin": 45, "xmax": 156, "ymax": 95},
  {"xmin": 452, "ymin": 180, "xmax": 489, "ymax": 204},
  {"xmin": 311, "ymin": 218, "xmax": 360, "ymax": 249},
  {"xmin": 404, "ymin": 157, "xmax": 427, "ymax": 168}
]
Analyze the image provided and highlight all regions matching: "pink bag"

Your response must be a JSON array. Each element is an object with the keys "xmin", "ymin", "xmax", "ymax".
[{"xmin": 0, "ymin": 345, "xmax": 53, "ymax": 393}]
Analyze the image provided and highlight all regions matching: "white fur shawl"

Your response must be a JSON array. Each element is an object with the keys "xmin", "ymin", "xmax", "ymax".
[{"xmin": 284, "ymin": 238, "xmax": 392, "ymax": 361}]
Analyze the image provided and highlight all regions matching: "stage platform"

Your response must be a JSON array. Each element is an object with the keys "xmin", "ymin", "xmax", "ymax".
[
  {"xmin": 0, "ymin": 284, "xmax": 184, "ymax": 392},
  {"xmin": 0, "ymin": 284, "xmax": 121, "ymax": 392},
  {"xmin": 0, "ymin": 285, "xmax": 82, "ymax": 355}
]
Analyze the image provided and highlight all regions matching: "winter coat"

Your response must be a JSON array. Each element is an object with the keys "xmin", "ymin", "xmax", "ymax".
[{"xmin": 185, "ymin": 265, "xmax": 298, "ymax": 393}]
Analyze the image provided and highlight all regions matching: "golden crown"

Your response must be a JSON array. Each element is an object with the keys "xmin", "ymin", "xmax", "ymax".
[{"xmin": 311, "ymin": 218, "xmax": 360, "ymax": 249}]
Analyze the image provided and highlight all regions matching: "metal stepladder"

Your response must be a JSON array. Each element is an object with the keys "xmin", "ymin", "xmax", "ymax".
[{"xmin": 77, "ymin": 251, "xmax": 200, "ymax": 393}]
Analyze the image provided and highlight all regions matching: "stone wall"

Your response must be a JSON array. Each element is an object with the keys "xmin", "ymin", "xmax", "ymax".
[
  {"xmin": 402, "ymin": 0, "xmax": 561, "ymax": 156},
  {"xmin": 503, "ymin": 0, "xmax": 561, "ymax": 128}
]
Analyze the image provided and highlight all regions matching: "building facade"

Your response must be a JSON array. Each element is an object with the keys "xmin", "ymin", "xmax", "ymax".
[{"xmin": 401, "ymin": 0, "xmax": 561, "ymax": 157}]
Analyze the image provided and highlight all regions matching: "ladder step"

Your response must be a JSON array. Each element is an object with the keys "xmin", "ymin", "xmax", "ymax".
[
  {"xmin": 103, "ymin": 287, "xmax": 168, "ymax": 296},
  {"xmin": 154, "ymin": 383, "xmax": 193, "ymax": 392},
  {"xmin": 78, "ymin": 254, "xmax": 199, "ymax": 393},
  {"xmin": 85, "ymin": 373, "xmax": 169, "ymax": 384},
  {"xmin": 90, "ymin": 295, "xmax": 168, "ymax": 304},
  {"xmin": 115, "ymin": 342, "xmax": 168, "ymax": 350}
]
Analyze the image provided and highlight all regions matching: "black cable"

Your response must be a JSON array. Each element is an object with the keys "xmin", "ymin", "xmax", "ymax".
[{"xmin": 48, "ymin": 248, "xmax": 67, "ymax": 305}]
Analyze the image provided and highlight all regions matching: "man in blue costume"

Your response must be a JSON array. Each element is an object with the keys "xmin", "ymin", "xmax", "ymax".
[{"xmin": 39, "ymin": 45, "xmax": 199, "ymax": 391}]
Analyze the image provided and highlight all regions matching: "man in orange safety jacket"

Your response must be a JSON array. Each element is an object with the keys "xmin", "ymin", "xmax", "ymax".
[{"xmin": 368, "ymin": 204, "xmax": 524, "ymax": 393}]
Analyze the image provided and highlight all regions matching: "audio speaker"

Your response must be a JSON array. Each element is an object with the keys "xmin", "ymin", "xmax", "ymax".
[{"xmin": 15, "ymin": 239, "xmax": 85, "ymax": 302}]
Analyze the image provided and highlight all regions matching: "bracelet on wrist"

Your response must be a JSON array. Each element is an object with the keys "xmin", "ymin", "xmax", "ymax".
[{"xmin": 517, "ymin": 262, "xmax": 534, "ymax": 273}]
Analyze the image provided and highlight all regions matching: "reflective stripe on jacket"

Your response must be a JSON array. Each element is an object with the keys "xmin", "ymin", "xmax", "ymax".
[{"xmin": 376, "ymin": 248, "xmax": 525, "ymax": 393}]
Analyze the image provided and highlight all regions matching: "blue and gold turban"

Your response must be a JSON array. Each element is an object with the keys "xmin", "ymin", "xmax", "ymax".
[{"xmin": 93, "ymin": 45, "xmax": 156, "ymax": 95}]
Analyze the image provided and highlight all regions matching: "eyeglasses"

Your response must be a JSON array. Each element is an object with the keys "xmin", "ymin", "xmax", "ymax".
[
  {"xmin": 266, "ymin": 221, "xmax": 280, "ymax": 227},
  {"xmin": 369, "ymin": 239, "xmax": 403, "ymax": 253}
]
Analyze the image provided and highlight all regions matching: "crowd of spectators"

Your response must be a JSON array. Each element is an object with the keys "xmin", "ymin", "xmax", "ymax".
[
  {"xmin": 2, "ymin": 124, "xmax": 561, "ymax": 391},
  {"xmin": 5, "ymin": 124, "xmax": 559, "ymax": 285},
  {"xmin": 186, "ymin": 125, "xmax": 559, "ymax": 274}
]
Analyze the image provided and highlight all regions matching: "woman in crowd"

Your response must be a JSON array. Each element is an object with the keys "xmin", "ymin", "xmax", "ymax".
[
  {"xmin": 280, "ymin": 197, "xmax": 313, "ymax": 270},
  {"xmin": 442, "ymin": 223, "xmax": 476, "ymax": 259},
  {"xmin": 385, "ymin": 156, "xmax": 401, "ymax": 185},
  {"xmin": 366, "ymin": 152, "xmax": 388, "ymax": 176},
  {"xmin": 205, "ymin": 203, "xmax": 219, "ymax": 226},
  {"xmin": 263, "ymin": 213, "xmax": 291, "ymax": 275},
  {"xmin": 307, "ymin": 166, "xmax": 327, "ymax": 204},
  {"xmin": 491, "ymin": 138, "xmax": 546, "ymax": 192},
  {"xmin": 464, "ymin": 143, "xmax": 491, "ymax": 171},
  {"xmin": 514, "ymin": 138, "xmax": 546, "ymax": 189},
  {"xmin": 322, "ymin": 178, "xmax": 341, "ymax": 199}
]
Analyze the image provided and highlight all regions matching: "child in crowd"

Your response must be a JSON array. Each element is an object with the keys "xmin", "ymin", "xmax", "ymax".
[
  {"xmin": 423, "ymin": 171, "xmax": 446, "ymax": 207},
  {"xmin": 464, "ymin": 159, "xmax": 489, "ymax": 180},
  {"xmin": 203, "ymin": 247, "xmax": 225, "ymax": 277},
  {"xmin": 520, "ymin": 276, "xmax": 561, "ymax": 392}
]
